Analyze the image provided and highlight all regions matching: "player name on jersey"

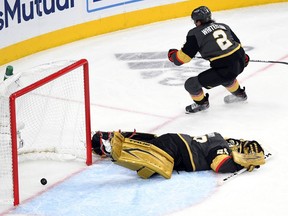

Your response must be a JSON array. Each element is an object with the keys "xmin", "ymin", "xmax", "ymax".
[{"xmin": 201, "ymin": 24, "xmax": 227, "ymax": 35}]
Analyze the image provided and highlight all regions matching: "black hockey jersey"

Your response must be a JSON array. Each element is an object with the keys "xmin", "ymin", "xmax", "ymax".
[{"xmin": 172, "ymin": 21, "xmax": 242, "ymax": 65}]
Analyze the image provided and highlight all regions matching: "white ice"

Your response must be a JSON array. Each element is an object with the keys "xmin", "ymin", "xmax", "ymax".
[{"xmin": 1, "ymin": 2, "xmax": 288, "ymax": 216}]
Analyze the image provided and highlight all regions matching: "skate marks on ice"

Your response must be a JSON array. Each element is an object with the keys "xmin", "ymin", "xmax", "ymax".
[
  {"xmin": 115, "ymin": 51, "xmax": 208, "ymax": 87},
  {"xmin": 114, "ymin": 47, "xmax": 254, "ymax": 86},
  {"xmin": 10, "ymin": 160, "xmax": 216, "ymax": 216}
]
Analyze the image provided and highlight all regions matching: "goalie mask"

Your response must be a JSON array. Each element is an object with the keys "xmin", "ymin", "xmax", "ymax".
[{"xmin": 92, "ymin": 131, "xmax": 112, "ymax": 156}]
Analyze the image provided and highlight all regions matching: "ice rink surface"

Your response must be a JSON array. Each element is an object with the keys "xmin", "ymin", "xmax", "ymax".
[{"xmin": 1, "ymin": 2, "xmax": 288, "ymax": 216}]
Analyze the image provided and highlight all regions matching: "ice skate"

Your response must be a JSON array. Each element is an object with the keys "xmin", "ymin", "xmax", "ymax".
[
  {"xmin": 224, "ymin": 87, "xmax": 247, "ymax": 104},
  {"xmin": 185, "ymin": 94, "xmax": 209, "ymax": 113}
]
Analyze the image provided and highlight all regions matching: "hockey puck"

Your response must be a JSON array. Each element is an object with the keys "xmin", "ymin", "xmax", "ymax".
[{"xmin": 40, "ymin": 178, "xmax": 47, "ymax": 185}]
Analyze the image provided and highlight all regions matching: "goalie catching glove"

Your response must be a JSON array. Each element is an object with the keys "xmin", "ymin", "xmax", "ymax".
[{"xmin": 226, "ymin": 138, "xmax": 265, "ymax": 171}]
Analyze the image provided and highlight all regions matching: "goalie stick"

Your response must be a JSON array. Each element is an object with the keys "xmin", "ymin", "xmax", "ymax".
[{"xmin": 217, "ymin": 152, "xmax": 272, "ymax": 186}]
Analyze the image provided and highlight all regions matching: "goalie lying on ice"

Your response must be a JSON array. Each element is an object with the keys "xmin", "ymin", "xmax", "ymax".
[{"xmin": 92, "ymin": 131, "xmax": 265, "ymax": 179}]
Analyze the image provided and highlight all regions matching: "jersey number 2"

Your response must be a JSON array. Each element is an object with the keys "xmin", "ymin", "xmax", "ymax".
[{"xmin": 213, "ymin": 29, "xmax": 232, "ymax": 50}]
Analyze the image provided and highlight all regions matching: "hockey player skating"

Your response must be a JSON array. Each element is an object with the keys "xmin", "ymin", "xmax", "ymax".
[
  {"xmin": 92, "ymin": 130, "xmax": 265, "ymax": 179},
  {"xmin": 168, "ymin": 6, "xmax": 250, "ymax": 113}
]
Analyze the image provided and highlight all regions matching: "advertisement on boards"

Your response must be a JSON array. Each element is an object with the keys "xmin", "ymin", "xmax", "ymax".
[{"xmin": 0, "ymin": 0, "xmax": 185, "ymax": 48}]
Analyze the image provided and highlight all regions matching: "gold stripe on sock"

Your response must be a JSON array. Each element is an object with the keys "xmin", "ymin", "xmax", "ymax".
[
  {"xmin": 226, "ymin": 80, "xmax": 239, "ymax": 93},
  {"xmin": 191, "ymin": 91, "xmax": 204, "ymax": 102}
]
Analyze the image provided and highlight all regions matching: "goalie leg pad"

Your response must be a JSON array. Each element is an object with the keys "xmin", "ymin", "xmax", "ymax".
[
  {"xmin": 137, "ymin": 167, "xmax": 155, "ymax": 179},
  {"xmin": 111, "ymin": 132, "xmax": 174, "ymax": 179}
]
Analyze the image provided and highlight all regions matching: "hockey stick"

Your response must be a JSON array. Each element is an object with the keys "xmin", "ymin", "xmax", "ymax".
[
  {"xmin": 249, "ymin": 59, "xmax": 288, "ymax": 65},
  {"xmin": 217, "ymin": 152, "xmax": 273, "ymax": 186},
  {"xmin": 194, "ymin": 56, "xmax": 288, "ymax": 65}
]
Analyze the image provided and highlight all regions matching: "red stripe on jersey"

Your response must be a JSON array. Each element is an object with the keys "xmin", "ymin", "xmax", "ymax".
[{"xmin": 215, "ymin": 156, "xmax": 232, "ymax": 173}]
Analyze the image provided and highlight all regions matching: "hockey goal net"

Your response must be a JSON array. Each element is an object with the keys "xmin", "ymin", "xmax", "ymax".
[{"xmin": 0, "ymin": 59, "xmax": 92, "ymax": 206}]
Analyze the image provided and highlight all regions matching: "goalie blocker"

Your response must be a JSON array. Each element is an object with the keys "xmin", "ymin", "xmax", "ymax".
[{"xmin": 92, "ymin": 131, "xmax": 265, "ymax": 179}]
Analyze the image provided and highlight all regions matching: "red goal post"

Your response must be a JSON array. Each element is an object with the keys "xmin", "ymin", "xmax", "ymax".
[{"xmin": 1, "ymin": 59, "xmax": 92, "ymax": 206}]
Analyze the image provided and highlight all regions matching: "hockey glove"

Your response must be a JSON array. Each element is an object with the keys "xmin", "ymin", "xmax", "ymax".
[
  {"xmin": 245, "ymin": 54, "xmax": 250, "ymax": 67},
  {"xmin": 168, "ymin": 49, "xmax": 178, "ymax": 62},
  {"xmin": 231, "ymin": 140, "xmax": 265, "ymax": 172}
]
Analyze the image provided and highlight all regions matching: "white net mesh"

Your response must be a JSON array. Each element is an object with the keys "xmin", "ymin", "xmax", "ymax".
[
  {"xmin": 0, "ymin": 73, "xmax": 22, "ymax": 204},
  {"xmin": 0, "ymin": 60, "xmax": 89, "ymax": 205}
]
